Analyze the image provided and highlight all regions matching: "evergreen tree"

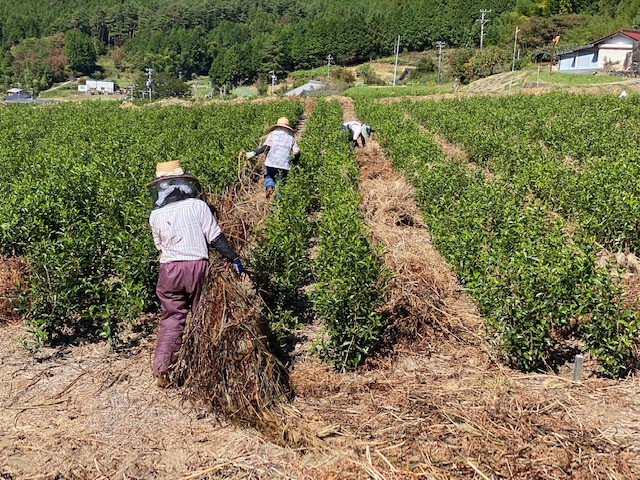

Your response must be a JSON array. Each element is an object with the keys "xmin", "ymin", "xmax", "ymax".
[
  {"xmin": 0, "ymin": 0, "xmax": 636, "ymax": 90},
  {"xmin": 63, "ymin": 29, "xmax": 96, "ymax": 74}
]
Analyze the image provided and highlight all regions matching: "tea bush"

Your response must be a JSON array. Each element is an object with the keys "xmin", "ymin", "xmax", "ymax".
[
  {"xmin": 357, "ymin": 99, "xmax": 637, "ymax": 377},
  {"xmin": 306, "ymin": 100, "xmax": 386, "ymax": 369},
  {"xmin": 0, "ymin": 100, "xmax": 303, "ymax": 344}
]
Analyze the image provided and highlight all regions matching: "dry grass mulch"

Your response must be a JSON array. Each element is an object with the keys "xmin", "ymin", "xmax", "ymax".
[{"xmin": 1, "ymin": 96, "xmax": 640, "ymax": 479}]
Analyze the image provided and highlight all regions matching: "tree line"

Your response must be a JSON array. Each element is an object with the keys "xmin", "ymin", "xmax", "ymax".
[{"xmin": 0, "ymin": 0, "xmax": 638, "ymax": 93}]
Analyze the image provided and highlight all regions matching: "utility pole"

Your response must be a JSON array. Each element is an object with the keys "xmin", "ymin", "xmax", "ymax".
[
  {"xmin": 550, "ymin": 35, "xmax": 560, "ymax": 75},
  {"xmin": 145, "ymin": 68, "xmax": 153, "ymax": 99},
  {"xmin": 436, "ymin": 41, "xmax": 446, "ymax": 83},
  {"xmin": 326, "ymin": 54, "xmax": 333, "ymax": 78},
  {"xmin": 269, "ymin": 70, "xmax": 276, "ymax": 95},
  {"xmin": 476, "ymin": 9, "xmax": 491, "ymax": 50},
  {"xmin": 393, "ymin": 35, "xmax": 401, "ymax": 86},
  {"xmin": 511, "ymin": 26, "xmax": 520, "ymax": 72}
]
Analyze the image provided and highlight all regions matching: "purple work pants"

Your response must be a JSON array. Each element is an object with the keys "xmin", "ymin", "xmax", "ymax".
[{"xmin": 153, "ymin": 259, "xmax": 208, "ymax": 375}]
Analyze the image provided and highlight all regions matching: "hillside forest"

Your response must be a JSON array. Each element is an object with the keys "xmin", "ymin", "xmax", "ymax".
[{"xmin": 0, "ymin": 0, "xmax": 639, "ymax": 93}]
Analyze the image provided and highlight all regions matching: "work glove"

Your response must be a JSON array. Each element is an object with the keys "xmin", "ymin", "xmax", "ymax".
[
  {"xmin": 231, "ymin": 258, "xmax": 245, "ymax": 275},
  {"xmin": 245, "ymin": 151, "xmax": 256, "ymax": 159}
]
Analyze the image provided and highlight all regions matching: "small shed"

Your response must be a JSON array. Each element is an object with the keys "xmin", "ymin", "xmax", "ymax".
[{"xmin": 558, "ymin": 45, "xmax": 598, "ymax": 71}]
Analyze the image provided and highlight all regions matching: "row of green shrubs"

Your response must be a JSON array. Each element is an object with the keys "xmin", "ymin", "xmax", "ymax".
[
  {"xmin": 251, "ymin": 99, "xmax": 386, "ymax": 369},
  {"xmin": 405, "ymin": 92, "xmax": 640, "ymax": 253},
  {"xmin": 307, "ymin": 100, "xmax": 387, "ymax": 368},
  {"xmin": 356, "ymin": 99, "xmax": 638, "ymax": 377},
  {"xmin": 0, "ymin": 100, "xmax": 303, "ymax": 344}
]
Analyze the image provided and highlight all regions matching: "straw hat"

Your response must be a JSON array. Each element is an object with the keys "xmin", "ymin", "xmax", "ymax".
[
  {"xmin": 155, "ymin": 160, "xmax": 185, "ymax": 178},
  {"xmin": 266, "ymin": 116, "xmax": 294, "ymax": 133}
]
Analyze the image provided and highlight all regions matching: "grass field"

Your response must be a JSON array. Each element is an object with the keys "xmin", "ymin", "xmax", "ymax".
[{"xmin": 528, "ymin": 69, "xmax": 630, "ymax": 85}]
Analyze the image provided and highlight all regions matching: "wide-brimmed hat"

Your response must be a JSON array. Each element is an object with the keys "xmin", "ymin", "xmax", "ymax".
[
  {"xmin": 154, "ymin": 160, "xmax": 185, "ymax": 178},
  {"xmin": 266, "ymin": 116, "xmax": 294, "ymax": 133},
  {"xmin": 146, "ymin": 160, "xmax": 202, "ymax": 206}
]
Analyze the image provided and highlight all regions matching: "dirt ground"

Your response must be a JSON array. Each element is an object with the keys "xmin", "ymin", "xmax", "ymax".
[{"xmin": 2, "ymin": 97, "xmax": 640, "ymax": 479}]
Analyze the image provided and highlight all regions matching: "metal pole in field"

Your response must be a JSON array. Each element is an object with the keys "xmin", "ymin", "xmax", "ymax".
[
  {"xmin": 326, "ymin": 54, "xmax": 333, "ymax": 78},
  {"xmin": 145, "ymin": 68, "xmax": 153, "ymax": 99},
  {"xmin": 573, "ymin": 354, "xmax": 584, "ymax": 381},
  {"xmin": 476, "ymin": 9, "xmax": 491, "ymax": 50},
  {"xmin": 393, "ymin": 35, "xmax": 401, "ymax": 86},
  {"xmin": 436, "ymin": 41, "xmax": 446, "ymax": 83},
  {"xmin": 512, "ymin": 26, "xmax": 520, "ymax": 71}
]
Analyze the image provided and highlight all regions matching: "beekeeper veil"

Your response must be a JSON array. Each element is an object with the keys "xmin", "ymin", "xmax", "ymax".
[{"xmin": 147, "ymin": 160, "xmax": 203, "ymax": 209}]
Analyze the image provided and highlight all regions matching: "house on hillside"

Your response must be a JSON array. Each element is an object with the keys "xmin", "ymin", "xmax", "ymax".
[
  {"xmin": 2, "ymin": 88, "xmax": 35, "ymax": 103},
  {"xmin": 558, "ymin": 28, "xmax": 640, "ymax": 73}
]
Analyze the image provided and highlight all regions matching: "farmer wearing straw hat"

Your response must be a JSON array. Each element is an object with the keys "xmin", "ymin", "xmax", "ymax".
[
  {"xmin": 245, "ymin": 116, "xmax": 300, "ymax": 198},
  {"xmin": 341, "ymin": 120, "xmax": 373, "ymax": 148},
  {"xmin": 147, "ymin": 160, "xmax": 244, "ymax": 388}
]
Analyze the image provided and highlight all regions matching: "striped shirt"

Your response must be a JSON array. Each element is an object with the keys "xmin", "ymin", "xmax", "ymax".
[
  {"xmin": 149, "ymin": 198, "xmax": 222, "ymax": 263},
  {"xmin": 264, "ymin": 129, "xmax": 300, "ymax": 170}
]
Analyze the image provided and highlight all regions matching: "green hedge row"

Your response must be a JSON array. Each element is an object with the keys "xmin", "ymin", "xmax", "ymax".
[
  {"xmin": 250, "ymin": 155, "xmax": 313, "ymax": 345},
  {"xmin": 407, "ymin": 92, "xmax": 640, "ymax": 252},
  {"xmin": 0, "ymin": 100, "xmax": 303, "ymax": 344},
  {"xmin": 356, "ymin": 99, "xmax": 637, "ymax": 377},
  {"xmin": 251, "ymin": 99, "xmax": 386, "ymax": 369},
  {"xmin": 307, "ymin": 100, "xmax": 386, "ymax": 369}
]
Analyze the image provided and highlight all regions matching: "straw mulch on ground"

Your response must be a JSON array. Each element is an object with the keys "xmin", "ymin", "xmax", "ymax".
[
  {"xmin": 1, "ymin": 96, "xmax": 639, "ymax": 479},
  {"xmin": 357, "ymin": 147, "xmax": 467, "ymax": 350}
]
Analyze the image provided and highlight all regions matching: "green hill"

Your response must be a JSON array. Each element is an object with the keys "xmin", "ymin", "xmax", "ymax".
[{"xmin": 0, "ymin": 0, "xmax": 638, "ymax": 94}]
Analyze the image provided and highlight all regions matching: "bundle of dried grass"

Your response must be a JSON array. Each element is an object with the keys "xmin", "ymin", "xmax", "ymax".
[
  {"xmin": 174, "ymin": 257, "xmax": 291, "ymax": 425},
  {"xmin": 173, "ymin": 190, "xmax": 291, "ymax": 428}
]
